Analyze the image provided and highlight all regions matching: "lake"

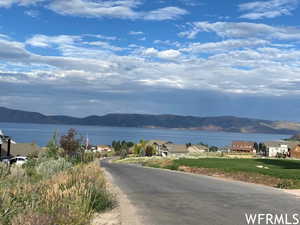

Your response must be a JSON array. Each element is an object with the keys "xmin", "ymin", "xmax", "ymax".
[{"xmin": 0, "ymin": 122, "xmax": 290, "ymax": 147}]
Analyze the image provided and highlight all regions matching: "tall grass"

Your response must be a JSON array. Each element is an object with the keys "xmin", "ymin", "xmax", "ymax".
[{"xmin": 0, "ymin": 161, "xmax": 114, "ymax": 225}]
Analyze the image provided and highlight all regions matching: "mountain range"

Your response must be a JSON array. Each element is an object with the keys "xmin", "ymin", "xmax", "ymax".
[{"xmin": 1, "ymin": 106, "xmax": 300, "ymax": 135}]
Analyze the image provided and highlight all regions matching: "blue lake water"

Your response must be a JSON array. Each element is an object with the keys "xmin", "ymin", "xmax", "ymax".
[{"xmin": 0, "ymin": 122, "xmax": 290, "ymax": 147}]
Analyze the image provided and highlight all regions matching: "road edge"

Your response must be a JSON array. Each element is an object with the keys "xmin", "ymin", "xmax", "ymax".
[
  {"xmin": 102, "ymin": 166, "xmax": 143, "ymax": 225},
  {"xmin": 125, "ymin": 162, "xmax": 300, "ymax": 197}
]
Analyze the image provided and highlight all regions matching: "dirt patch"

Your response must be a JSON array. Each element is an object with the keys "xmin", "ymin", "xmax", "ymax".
[
  {"xmin": 283, "ymin": 189, "xmax": 300, "ymax": 197},
  {"xmin": 91, "ymin": 207, "xmax": 121, "ymax": 225},
  {"xmin": 178, "ymin": 166, "xmax": 289, "ymax": 188}
]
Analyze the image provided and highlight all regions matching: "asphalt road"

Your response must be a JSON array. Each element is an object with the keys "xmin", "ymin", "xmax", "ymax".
[{"xmin": 101, "ymin": 160, "xmax": 300, "ymax": 225}]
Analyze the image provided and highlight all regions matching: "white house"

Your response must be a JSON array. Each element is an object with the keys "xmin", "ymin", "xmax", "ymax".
[{"xmin": 264, "ymin": 142, "xmax": 289, "ymax": 157}]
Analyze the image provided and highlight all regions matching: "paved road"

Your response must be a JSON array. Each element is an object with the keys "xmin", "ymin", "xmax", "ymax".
[{"xmin": 101, "ymin": 160, "xmax": 300, "ymax": 225}]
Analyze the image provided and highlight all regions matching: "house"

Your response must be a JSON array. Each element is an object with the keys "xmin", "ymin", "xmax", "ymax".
[
  {"xmin": 218, "ymin": 146, "xmax": 231, "ymax": 153},
  {"xmin": 231, "ymin": 141, "xmax": 256, "ymax": 154},
  {"xmin": 290, "ymin": 145, "xmax": 300, "ymax": 159},
  {"xmin": 148, "ymin": 140, "xmax": 172, "ymax": 156},
  {"xmin": 0, "ymin": 143, "xmax": 42, "ymax": 157},
  {"xmin": 264, "ymin": 142, "xmax": 289, "ymax": 157},
  {"xmin": 161, "ymin": 144, "xmax": 188, "ymax": 157},
  {"xmin": 187, "ymin": 144, "xmax": 209, "ymax": 153},
  {"xmin": 96, "ymin": 145, "xmax": 112, "ymax": 152}
]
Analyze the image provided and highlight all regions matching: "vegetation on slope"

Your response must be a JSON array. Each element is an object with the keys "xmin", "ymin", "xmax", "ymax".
[{"xmin": 0, "ymin": 129, "xmax": 115, "ymax": 225}]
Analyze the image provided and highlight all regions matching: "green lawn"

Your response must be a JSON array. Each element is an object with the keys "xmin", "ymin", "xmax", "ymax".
[
  {"xmin": 171, "ymin": 158, "xmax": 300, "ymax": 180},
  {"xmin": 143, "ymin": 158, "xmax": 300, "ymax": 188}
]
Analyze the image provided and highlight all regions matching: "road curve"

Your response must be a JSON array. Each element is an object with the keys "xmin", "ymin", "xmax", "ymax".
[{"xmin": 101, "ymin": 160, "xmax": 300, "ymax": 225}]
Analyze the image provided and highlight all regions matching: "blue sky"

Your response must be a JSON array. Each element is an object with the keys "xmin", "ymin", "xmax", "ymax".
[{"xmin": 0, "ymin": 0, "xmax": 300, "ymax": 121}]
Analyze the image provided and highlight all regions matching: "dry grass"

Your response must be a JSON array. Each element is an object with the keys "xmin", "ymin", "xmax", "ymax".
[{"xmin": 0, "ymin": 161, "xmax": 114, "ymax": 225}]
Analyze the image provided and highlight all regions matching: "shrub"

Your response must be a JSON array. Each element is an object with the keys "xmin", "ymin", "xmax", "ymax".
[
  {"xmin": 139, "ymin": 148, "xmax": 146, "ymax": 157},
  {"xmin": 145, "ymin": 145, "xmax": 155, "ymax": 157},
  {"xmin": 120, "ymin": 149, "xmax": 128, "ymax": 159},
  {"xmin": 36, "ymin": 158, "xmax": 72, "ymax": 178},
  {"xmin": 277, "ymin": 180, "xmax": 296, "ymax": 189},
  {"xmin": 82, "ymin": 152, "xmax": 96, "ymax": 163},
  {"xmin": 0, "ymin": 163, "xmax": 9, "ymax": 178}
]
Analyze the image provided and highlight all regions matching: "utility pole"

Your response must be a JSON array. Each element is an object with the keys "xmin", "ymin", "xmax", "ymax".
[{"xmin": 7, "ymin": 138, "xmax": 11, "ymax": 157}]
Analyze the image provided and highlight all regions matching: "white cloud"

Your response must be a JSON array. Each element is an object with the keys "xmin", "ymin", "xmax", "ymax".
[
  {"xmin": 85, "ymin": 34, "xmax": 117, "ymax": 41},
  {"xmin": 0, "ymin": 0, "xmax": 44, "ymax": 7},
  {"xmin": 24, "ymin": 9, "xmax": 39, "ymax": 17},
  {"xmin": 181, "ymin": 39, "xmax": 270, "ymax": 53},
  {"xmin": 1, "ymin": 32, "xmax": 300, "ymax": 98},
  {"xmin": 47, "ymin": 0, "xmax": 187, "ymax": 20},
  {"xmin": 239, "ymin": 0, "xmax": 299, "ymax": 19},
  {"xmin": 48, "ymin": 0, "xmax": 139, "ymax": 19},
  {"xmin": 157, "ymin": 49, "xmax": 181, "ymax": 59},
  {"xmin": 129, "ymin": 31, "xmax": 144, "ymax": 35},
  {"xmin": 143, "ymin": 7, "xmax": 188, "ymax": 20},
  {"xmin": 86, "ymin": 41, "xmax": 124, "ymax": 51},
  {"xmin": 143, "ymin": 48, "xmax": 181, "ymax": 60},
  {"xmin": 179, "ymin": 21, "xmax": 300, "ymax": 40},
  {"xmin": 26, "ymin": 34, "xmax": 79, "ymax": 48},
  {"xmin": 0, "ymin": 0, "xmax": 188, "ymax": 20}
]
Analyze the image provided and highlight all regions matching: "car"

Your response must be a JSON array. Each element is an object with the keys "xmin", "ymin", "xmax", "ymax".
[
  {"xmin": 0, "ymin": 156, "xmax": 11, "ymax": 165},
  {"xmin": 9, "ymin": 156, "xmax": 28, "ymax": 166}
]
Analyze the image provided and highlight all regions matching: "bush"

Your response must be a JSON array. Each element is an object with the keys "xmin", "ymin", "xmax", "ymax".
[
  {"xmin": 277, "ymin": 180, "xmax": 296, "ymax": 189},
  {"xmin": 120, "ymin": 149, "xmax": 128, "ymax": 159},
  {"xmin": 36, "ymin": 158, "xmax": 72, "ymax": 178},
  {"xmin": 0, "ymin": 163, "xmax": 9, "ymax": 178},
  {"xmin": 145, "ymin": 145, "xmax": 155, "ymax": 157},
  {"xmin": 139, "ymin": 148, "xmax": 146, "ymax": 157}
]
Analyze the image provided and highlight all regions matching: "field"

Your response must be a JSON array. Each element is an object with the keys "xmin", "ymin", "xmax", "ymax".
[{"xmin": 141, "ymin": 158, "xmax": 300, "ymax": 189}]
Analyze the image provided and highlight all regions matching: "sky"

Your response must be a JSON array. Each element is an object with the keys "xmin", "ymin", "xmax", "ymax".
[{"xmin": 0, "ymin": 0, "xmax": 300, "ymax": 121}]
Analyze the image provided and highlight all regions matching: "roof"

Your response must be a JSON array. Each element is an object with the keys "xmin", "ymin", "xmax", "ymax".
[
  {"xmin": 264, "ymin": 141, "xmax": 288, "ymax": 148},
  {"xmin": 148, "ymin": 140, "xmax": 171, "ymax": 146},
  {"xmin": 97, "ymin": 145, "xmax": 111, "ymax": 148},
  {"xmin": 163, "ymin": 144, "xmax": 188, "ymax": 153},
  {"xmin": 232, "ymin": 141, "xmax": 255, "ymax": 145},
  {"xmin": 193, "ymin": 144, "xmax": 209, "ymax": 150},
  {"xmin": 1, "ymin": 143, "xmax": 42, "ymax": 157}
]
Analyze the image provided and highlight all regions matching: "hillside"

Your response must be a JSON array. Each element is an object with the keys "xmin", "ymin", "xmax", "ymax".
[{"xmin": 0, "ymin": 106, "xmax": 299, "ymax": 134}]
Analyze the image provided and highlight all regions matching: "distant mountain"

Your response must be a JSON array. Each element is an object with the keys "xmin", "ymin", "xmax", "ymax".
[{"xmin": 1, "ymin": 106, "xmax": 300, "ymax": 135}]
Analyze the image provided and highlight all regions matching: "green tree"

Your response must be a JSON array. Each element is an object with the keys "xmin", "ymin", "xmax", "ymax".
[
  {"xmin": 46, "ymin": 130, "xmax": 60, "ymax": 158},
  {"xmin": 133, "ymin": 144, "xmax": 142, "ymax": 155},
  {"xmin": 145, "ymin": 145, "xmax": 155, "ymax": 157},
  {"xmin": 209, "ymin": 146, "xmax": 218, "ymax": 152},
  {"xmin": 254, "ymin": 142, "xmax": 259, "ymax": 151},
  {"xmin": 60, "ymin": 128, "xmax": 81, "ymax": 157}
]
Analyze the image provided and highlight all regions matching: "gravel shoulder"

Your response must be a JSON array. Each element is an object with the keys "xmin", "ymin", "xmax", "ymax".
[{"xmin": 93, "ymin": 161, "xmax": 143, "ymax": 225}]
